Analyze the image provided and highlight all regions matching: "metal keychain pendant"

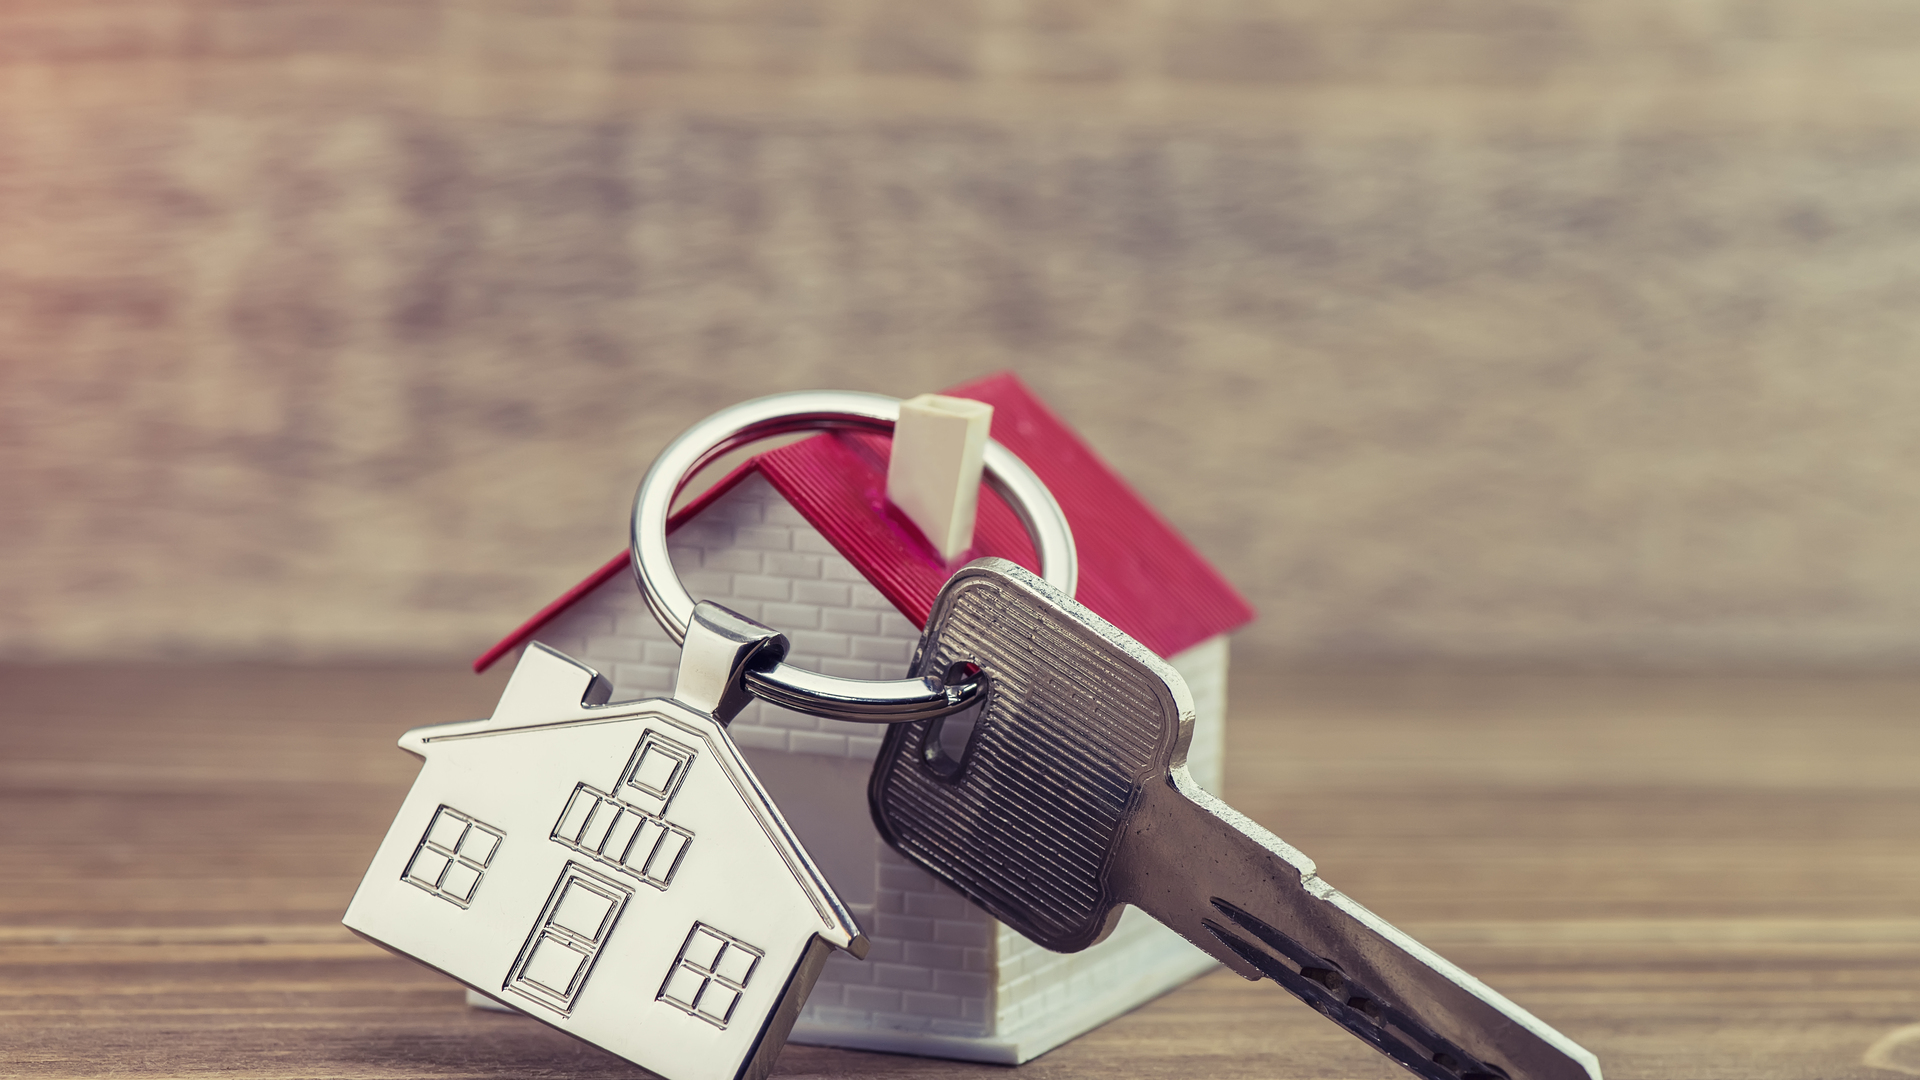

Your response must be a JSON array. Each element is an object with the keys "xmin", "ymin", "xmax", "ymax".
[
  {"xmin": 344, "ymin": 392, "xmax": 1079, "ymax": 1080},
  {"xmin": 344, "ymin": 610, "xmax": 862, "ymax": 1080}
]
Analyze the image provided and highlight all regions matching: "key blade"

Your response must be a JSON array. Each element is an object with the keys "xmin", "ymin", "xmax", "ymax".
[
  {"xmin": 1119, "ymin": 773, "xmax": 1603, "ymax": 1080},
  {"xmin": 1203, "ymin": 892, "xmax": 1598, "ymax": 1080}
]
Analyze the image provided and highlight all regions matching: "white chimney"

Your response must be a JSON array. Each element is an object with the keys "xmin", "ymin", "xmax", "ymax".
[{"xmin": 886, "ymin": 393, "xmax": 995, "ymax": 562}]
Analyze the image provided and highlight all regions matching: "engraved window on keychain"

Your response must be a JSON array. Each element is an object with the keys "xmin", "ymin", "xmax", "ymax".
[
  {"xmin": 659, "ymin": 924, "xmax": 764, "ymax": 1028},
  {"xmin": 550, "ymin": 729, "xmax": 697, "ymax": 887},
  {"xmin": 403, "ymin": 806, "xmax": 504, "ymax": 907}
]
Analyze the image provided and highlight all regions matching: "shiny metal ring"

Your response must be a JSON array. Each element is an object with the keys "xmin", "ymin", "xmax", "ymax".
[{"xmin": 631, "ymin": 390, "xmax": 1077, "ymax": 723}]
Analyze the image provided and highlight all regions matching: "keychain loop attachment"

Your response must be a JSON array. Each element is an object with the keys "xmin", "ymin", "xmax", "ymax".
[{"xmin": 631, "ymin": 390, "xmax": 1077, "ymax": 724}]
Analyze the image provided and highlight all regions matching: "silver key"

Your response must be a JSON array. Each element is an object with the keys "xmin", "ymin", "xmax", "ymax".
[
  {"xmin": 346, "ymin": 604, "xmax": 867, "ymax": 1080},
  {"xmin": 869, "ymin": 558, "xmax": 1603, "ymax": 1080}
]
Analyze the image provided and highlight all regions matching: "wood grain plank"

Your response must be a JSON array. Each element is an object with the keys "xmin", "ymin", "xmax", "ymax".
[{"xmin": 2, "ymin": 664, "xmax": 1916, "ymax": 1079}]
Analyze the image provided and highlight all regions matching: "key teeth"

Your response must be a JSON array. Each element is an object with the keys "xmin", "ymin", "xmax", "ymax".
[
  {"xmin": 1211, "ymin": 896, "xmax": 1323, "ymax": 970},
  {"xmin": 1210, "ymin": 904, "xmax": 1598, "ymax": 1080},
  {"xmin": 1202, "ymin": 903, "xmax": 1511, "ymax": 1080},
  {"xmin": 1200, "ymin": 918, "xmax": 1290, "ymax": 982}
]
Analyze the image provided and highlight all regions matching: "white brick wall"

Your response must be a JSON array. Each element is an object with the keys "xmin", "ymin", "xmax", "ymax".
[
  {"xmin": 525, "ymin": 472, "xmax": 1228, "ymax": 1060},
  {"xmin": 536, "ymin": 475, "xmax": 917, "ymax": 762},
  {"xmin": 807, "ymin": 844, "xmax": 997, "ymax": 1038},
  {"xmin": 1172, "ymin": 634, "xmax": 1227, "ymax": 796}
]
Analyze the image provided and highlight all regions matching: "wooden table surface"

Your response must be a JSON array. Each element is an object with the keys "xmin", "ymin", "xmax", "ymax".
[{"xmin": 3, "ymin": 663, "xmax": 1917, "ymax": 1079}]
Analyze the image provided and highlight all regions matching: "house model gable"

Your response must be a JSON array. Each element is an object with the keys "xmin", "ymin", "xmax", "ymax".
[
  {"xmin": 468, "ymin": 373, "xmax": 1255, "ymax": 1063},
  {"xmin": 346, "ymin": 644, "xmax": 866, "ymax": 1080}
]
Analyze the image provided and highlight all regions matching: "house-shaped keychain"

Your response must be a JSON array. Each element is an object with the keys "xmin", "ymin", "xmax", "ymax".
[
  {"xmin": 343, "ymin": 636, "xmax": 868, "ymax": 1080},
  {"xmin": 475, "ymin": 372, "xmax": 1254, "ymax": 1062}
]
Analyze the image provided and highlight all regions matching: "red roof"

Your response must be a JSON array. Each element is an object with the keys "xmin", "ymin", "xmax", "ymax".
[{"xmin": 475, "ymin": 372, "xmax": 1253, "ymax": 672}]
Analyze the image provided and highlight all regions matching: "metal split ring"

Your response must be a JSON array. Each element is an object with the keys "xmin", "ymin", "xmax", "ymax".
[{"xmin": 630, "ymin": 390, "xmax": 1077, "ymax": 724}]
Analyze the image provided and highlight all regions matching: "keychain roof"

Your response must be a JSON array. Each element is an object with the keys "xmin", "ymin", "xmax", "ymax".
[{"xmin": 476, "ymin": 371, "xmax": 1254, "ymax": 673}]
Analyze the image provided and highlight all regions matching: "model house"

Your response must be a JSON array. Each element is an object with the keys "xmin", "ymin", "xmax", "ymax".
[
  {"xmin": 474, "ymin": 372, "xmax": 1254, "ymax": 1063},
  {"xmin": 345, "ymin": 642, "xmax": 867, "ymax": 1080}
]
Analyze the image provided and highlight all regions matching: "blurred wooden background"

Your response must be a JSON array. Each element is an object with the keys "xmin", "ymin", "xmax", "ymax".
[{"xmin": 4, "ymin": 1, "xmax": 1920, "ymax": 669}]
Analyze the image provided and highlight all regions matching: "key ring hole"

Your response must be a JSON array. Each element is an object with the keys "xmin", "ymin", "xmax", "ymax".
[
  {"xmin": 632, "ymin": 390, "xmax": 1075, "ymax": 723},
  {"xmin": 921, "ymin": 661, "xmax": 987, "ymax": 779},
  {"xmin": 668, "ymin": 431, "xmax": 814, "ymax": 518}
]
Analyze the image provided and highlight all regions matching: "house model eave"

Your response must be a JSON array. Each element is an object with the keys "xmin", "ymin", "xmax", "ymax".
[{"xmin": 471, "ymin": 372, "xmax": 1254, "ymax": 1063}]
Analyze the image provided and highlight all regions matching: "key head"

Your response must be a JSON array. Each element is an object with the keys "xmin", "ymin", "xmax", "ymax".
[{"xmin": 869, "ymin": 558, "xmax": 1197, "ymax": 952}]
